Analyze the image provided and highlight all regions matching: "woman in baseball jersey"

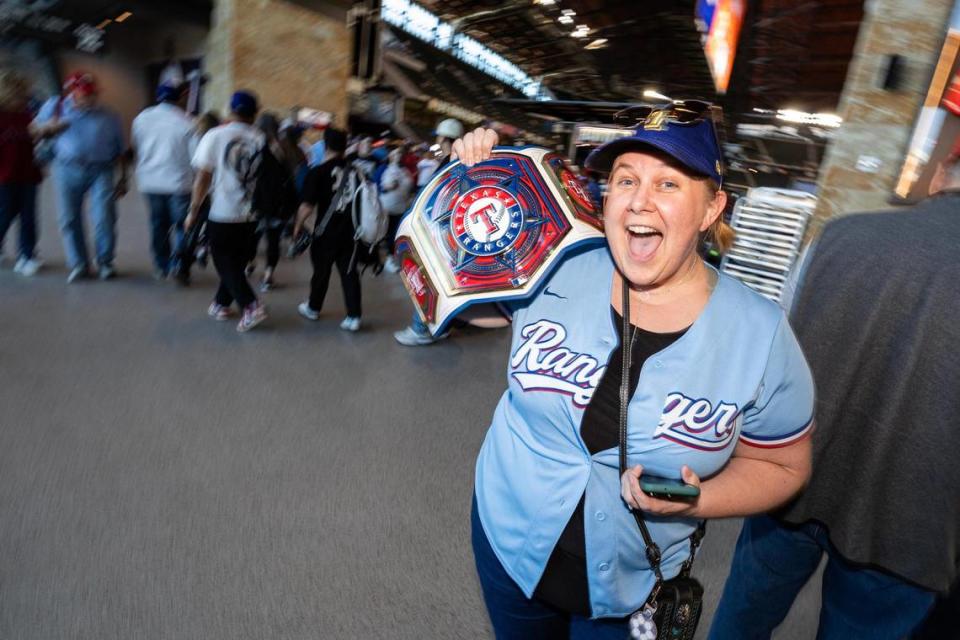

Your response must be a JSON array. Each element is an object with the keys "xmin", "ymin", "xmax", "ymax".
[{"xmin": 464, "ymin": 103, "xmax": 815, "ymax": 638}]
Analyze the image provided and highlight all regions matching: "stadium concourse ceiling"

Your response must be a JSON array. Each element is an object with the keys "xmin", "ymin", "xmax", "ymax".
[
  {"xmin": 416, "ymin": 0, "xmax": 863, "ymax": 116},
  {"xmin": 734, "ymin": 0, "xmax": 863, "ymax": 113},
  {"xmin": 420, "ymin": 0, "xmax": 714, "ymax": 103},
  {"xmin": 26, "ymin": 0, "xmax": 214, "ymax": 26}
]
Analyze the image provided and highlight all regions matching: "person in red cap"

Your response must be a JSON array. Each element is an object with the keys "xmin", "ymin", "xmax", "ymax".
[{"xmin": 33, "ymin": 70, "xmax": 128, "ymax": 282}]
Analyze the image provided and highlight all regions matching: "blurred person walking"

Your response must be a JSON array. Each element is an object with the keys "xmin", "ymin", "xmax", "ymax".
[
  {"xmin": 378, "ymin": 146, "xmax": 413, "ymax": 273},
  {"xmin": 173, "ymin": 111, "xmax": 220, "ymax": 285},
  {"xmin": 415, "ymin": 145, "xmax": 440, "ymax": 189},
  {"xmin": 0, "ymin": 67, "xmax": 45, "ymax": 276},
  {"xmin": 278, "ymin": 119, "xmax": 309, "ymax": 196},
  {"xmin": 394, "ymin": 117, "xmax": 464, "ymax": 345},
  {"xmin": 34, "ymin": 72, "xmax": 127, "ymax": 282},
  {"xmin": 292, "ymin": 127, "xmax": 364, "ymax": 331},
  {"xmin": 708, "ymin": 141, "xmax": 960, "ymax": 640},
  {"xmin": 400, "ymin": 141, "xmax": 419, "ymax": 181},
  {"xmin": 185, "ymin": 91, "xmax": 267, "ymax": 333},
  {"xmin": 131, "ymin": 82, "xmax": 195, "ymax": 280},
  {"xmin": 250, "ymin": 111, "xmax": 299, "ymax": 291}
]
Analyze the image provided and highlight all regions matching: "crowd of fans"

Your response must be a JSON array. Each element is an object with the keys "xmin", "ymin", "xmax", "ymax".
[{"xmin": 0, "ymin": 66, "xmax": 462, "ymax": 335}]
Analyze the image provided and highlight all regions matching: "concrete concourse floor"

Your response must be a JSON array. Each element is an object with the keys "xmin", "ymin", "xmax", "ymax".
[{"xmin": 0, "ymin": 182, "xmax": 822, "ymax": 639}]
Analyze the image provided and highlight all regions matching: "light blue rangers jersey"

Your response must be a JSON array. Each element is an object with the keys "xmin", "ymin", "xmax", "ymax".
[{"xmin": 474, "ymin": 244, "xmax": 814, "ymax": 619}]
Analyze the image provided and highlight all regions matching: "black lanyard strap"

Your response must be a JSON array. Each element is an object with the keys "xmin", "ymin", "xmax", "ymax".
[{"xmin": 617, "ymin": 276, "xmax": 705, "ymax": 604}]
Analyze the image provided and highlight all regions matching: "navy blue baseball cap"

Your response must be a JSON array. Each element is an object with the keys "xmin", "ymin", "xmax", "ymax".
[
  {"xmin": 230, "ymin": 90, "xmax": 259, "ymax": 118},
  {"xmin": 156, "ymin": 82, "xmax": 185, "ymax": 103},
  {"xmin": 585, "ymin": 103, "xmax": 724, "ymax": 185}
]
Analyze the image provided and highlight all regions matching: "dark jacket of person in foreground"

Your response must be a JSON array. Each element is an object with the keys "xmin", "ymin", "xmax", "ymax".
[{"xmin": 779, "ymin": 191, "xmax": 960, "ymax": 595}]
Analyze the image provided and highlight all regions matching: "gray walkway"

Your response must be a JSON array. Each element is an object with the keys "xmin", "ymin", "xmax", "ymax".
[{"xmin": 0, "ymin": 185, "xmax": 821, "ymax": 639}]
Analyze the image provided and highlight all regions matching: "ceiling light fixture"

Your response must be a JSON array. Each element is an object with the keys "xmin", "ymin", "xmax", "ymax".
[
  {"xmin": 643, "ymin": 89, "xmax": 672, "ymax": 101},
  {"xmin": 95, "ymin": 18, "xmax": 112, "ymax": 29},
  {"xmin": 776, "ymin": 109, "xmax": 842, "ymax": 127},
  {"xmin": 585, "ymin": 38, "xmax": 608, "ymax": 50},
  {"xmin": 115, "ymin": 11, "xmax": 132, "ymax": 22},
  {"xmin": 571, "ymin": 24, "xmax": 590, "ymax": 38},
  {"xmin": 557, "ymin": 15, "xmax": 574, "ymax": 24},
  {"xmin": 561, "ymin": 9, "xmax": 576, "ymax": 15},
  {"xmin": 533, "ymin": 0, "xmax": 556, "ymax": 5}
]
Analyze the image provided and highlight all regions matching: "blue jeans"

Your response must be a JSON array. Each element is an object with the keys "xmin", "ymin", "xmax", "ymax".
[
  {"xmin": 411, "ymin": 310, "xmax": 429, "ymax": 336},
  {"xmin": 471, "ymin": 496, "xmax": 630, "ymax": 639},
  {"xmin": 54, "ymin": 161, "xmax": 117, "ymax": 269},
  {"xmin": 0, "ymin": 183, "xmax": 38, "ymax": 260},
  {"xmin": 145, "ymin": 193, "xmax": 190, "ymax": 274},
  {"xmin": 708, "ymin": 516, "xmax": 936, "ymax": 640}
]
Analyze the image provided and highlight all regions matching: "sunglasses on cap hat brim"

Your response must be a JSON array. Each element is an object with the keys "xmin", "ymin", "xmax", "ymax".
[
  {"xmin": 585, "ymin": 99, "xmax": 724, "ymax": 183},
  {"xmin": 612, "ymin": 100, "xmax": 718, "ymax": 128}
]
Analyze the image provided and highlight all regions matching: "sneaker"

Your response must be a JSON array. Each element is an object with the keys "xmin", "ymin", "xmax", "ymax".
[
  {"xmin": 384, "ymin": 255, "xmax": 400, "ymax": 273},
  {"xmin": 153, "ymin": 268, "xmax": 168, "ymax": 281},
  {"xmin": 394, "ymin": 325, "xmax": 449, "ymax": 346},
  {"xmin": 237, "ymin": 302, "xmax": 268, "ymax": 332},
  {"xmin": 207, "ymin": 302, "xmax": 235, "ymax": 321},
  {"xmin": 297, "ymin": 302, "xmax": 320, "ymax": 321},
  {"xmin": 17, "ymin": 257, "xmax": 41, "ymax": 277},
  {"xmin": 98, "ymin": 264, "xmax": 117, "ymax": 280},
  {"xmin": 67, "ymin": 266, "xmax": 89, "ymax": 284},
  {"xmin": 259, "ymin": 272, "xmax": 274, "ymax": 292},
  {"xmin": 339, "ymin": 316, "xmax": 361, "ymax": 332}
]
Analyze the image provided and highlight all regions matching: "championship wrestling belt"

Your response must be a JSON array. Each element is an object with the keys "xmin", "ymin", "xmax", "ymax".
[{"xmin": 395, "ymin": 147, "xmax": 605, "ymax": 336}]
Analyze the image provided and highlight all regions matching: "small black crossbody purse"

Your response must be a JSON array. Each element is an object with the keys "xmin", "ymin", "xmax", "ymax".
[{"xmin": 618, "ymin": 278, "xmax": 706, "ymax": 640}]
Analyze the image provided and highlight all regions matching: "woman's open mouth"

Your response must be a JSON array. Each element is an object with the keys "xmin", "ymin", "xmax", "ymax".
[{"xmin": 626, "ymin": 224, "xmax": 663, "ymax": 262}]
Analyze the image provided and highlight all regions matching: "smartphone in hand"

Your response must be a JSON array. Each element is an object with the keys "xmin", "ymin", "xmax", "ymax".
[{"xmin": 639, "ymin": 475, "xmax": 700, "ymax": 501}]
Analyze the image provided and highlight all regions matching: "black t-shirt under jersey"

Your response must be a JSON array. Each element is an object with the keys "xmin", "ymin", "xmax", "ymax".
[{"xmin": 533, "ymin": 309, "xmax": 686, "ymax": 616}]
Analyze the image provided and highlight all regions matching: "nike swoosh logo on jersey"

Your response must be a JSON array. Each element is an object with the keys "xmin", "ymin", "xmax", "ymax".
[{"xmin": 543, "ymin": 287, "xmax": 567, "ymax": 300}]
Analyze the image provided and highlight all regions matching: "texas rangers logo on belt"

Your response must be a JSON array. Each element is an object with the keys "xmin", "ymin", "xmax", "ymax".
[{"xmin": 452, "ymin": 186, "xmax": 524, "ymax": 257}]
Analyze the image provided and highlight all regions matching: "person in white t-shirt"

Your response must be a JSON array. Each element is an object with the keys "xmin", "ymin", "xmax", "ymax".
[
  {"xmin": 131, "ymin": 82, "xmax": 195, "ymax": 280},
  {"xmin": 415, "ymin": 151, "xmax": 439, "ymax": 189},
  {"xmin": 184, "ymin": 90, "xmax": 267, "ymax": 333},
  {"xmin": 379, "ymin": 147, "xmax": 413, "ymax": 273}
]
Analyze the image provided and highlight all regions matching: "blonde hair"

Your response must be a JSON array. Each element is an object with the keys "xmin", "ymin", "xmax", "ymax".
[
  {"xmin": 0, "ymin": 67, "xmax": 30, "ymax": 111},
  {"xmin": 707, "ymin": 217, "xmax": 736, "ymax": 253},
  {"xmin": 703, "ymin": 179, "xmax": 735, "ymax": 254}
]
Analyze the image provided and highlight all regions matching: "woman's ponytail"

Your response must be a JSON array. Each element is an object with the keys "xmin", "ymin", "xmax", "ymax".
[{"xmin": 708, "ymin": 217, "xmax": 736, "ymax": 254}]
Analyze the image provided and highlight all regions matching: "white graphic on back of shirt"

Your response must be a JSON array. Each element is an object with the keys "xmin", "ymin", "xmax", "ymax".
[
  {"xmin": 224, "ymin": 138, "xmax": 262, "ymax": 208},
  {"xmin": 510, "ymin": 320, "xmax": 606, "ymax": 407}
]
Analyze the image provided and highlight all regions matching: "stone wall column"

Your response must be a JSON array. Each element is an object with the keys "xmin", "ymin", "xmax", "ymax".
[
  {"xmin": 204, "ymin": 0, "xmax": 349, "ymax": 122},
  {"xmin": 810, "ymin": 0, "xmax": 953, "ymax": 238}
]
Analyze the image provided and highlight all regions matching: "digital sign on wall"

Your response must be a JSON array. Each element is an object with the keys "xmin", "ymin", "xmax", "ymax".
[{"xmin": 702, "ymin": 0, "xmax": 744, "ymax": 94}]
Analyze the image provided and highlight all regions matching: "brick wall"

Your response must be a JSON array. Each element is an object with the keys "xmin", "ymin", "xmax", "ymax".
[
  {"xmin": 809, "ymin": 0, "xmax": 954, "ymax": 238},
  {"xmin": 205, "ymin": 0, "xmax": 349, "ymax": 122}
]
